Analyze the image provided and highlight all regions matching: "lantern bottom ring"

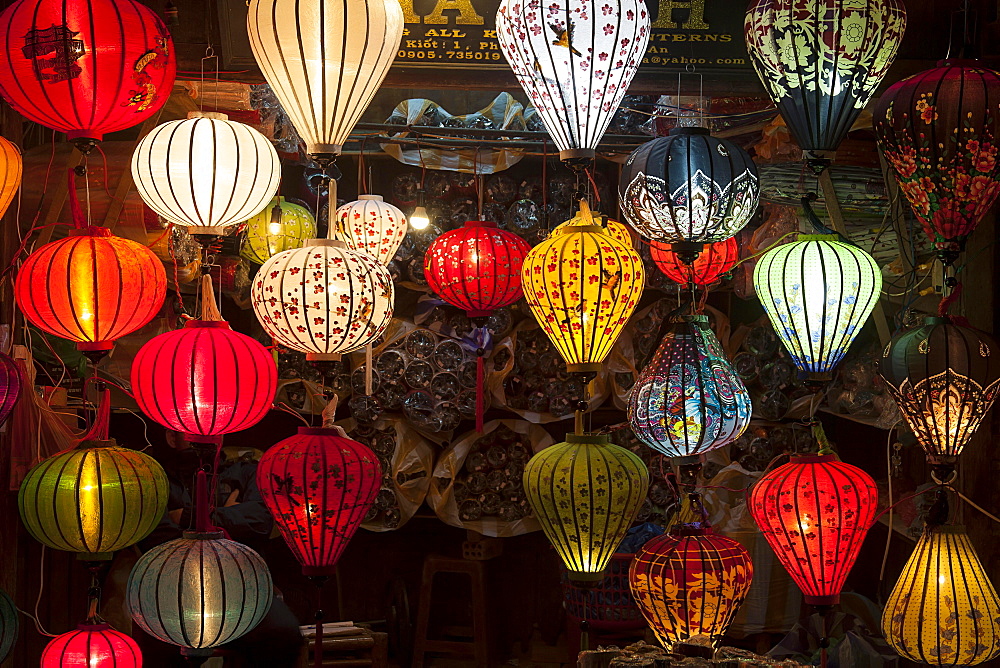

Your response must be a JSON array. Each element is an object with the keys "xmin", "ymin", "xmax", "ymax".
[
  {"xmin": 76, "ymin": 341, "xmax": 114, "ymax": 352},
  {"xmin": 567, "ymin": 570, "xmax": 605, "ymax": 586},
  {"xmin": 803, "ymin": 594, "xmax": 839, "ymax": 606},
  {"xmin": 558, "ymin": 148, "xmax": 595, "ymax": 163},
  {"xmin": 566, "ymin": 362, "xmax": 602, "ymax": 374},
  {"xmin": 187, "ymin": 226, "xmax": 228, "ymax": 237},
  {"xmin": 806, "ymin": 371, "xmax": 833, "ymax": 382},
  {"xmin": 185, "ymin": 433, "xmax": 223, "ymax": 445},
  {"xmin": 76, "ymin": 551, "xmax": 113, "ymax": 562},
  {"xmin": 306, "ymin": 352, "xmax": 343, "ymax": 362},
  {"xmin": 302, "ymin": 565, "xmax": 338, "ymax": 577},
  {"xmin": 181, "ymin": 647, "xmax": 216, "ymax": 658}
]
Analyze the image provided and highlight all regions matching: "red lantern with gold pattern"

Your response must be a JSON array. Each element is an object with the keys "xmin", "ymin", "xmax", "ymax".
[{"xmin": 650, "ymin": 237, "xmax": 740, "ymax": 285}]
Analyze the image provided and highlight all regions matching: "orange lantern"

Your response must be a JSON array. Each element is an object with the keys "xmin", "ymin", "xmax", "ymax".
[
  {"xmin": 650, "ymin": 237, "xmax": 740, "ymax": 285},
  {"xmin": 0, "ymin": 136, "xmax": 21, "ymax": 220}
]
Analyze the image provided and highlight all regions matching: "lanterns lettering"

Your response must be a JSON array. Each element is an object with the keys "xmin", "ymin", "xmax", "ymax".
[
  {"xmin": 336, "ymin": 195, "xmax": 407, "ymax": 265},
  {"xmin": 41, "ymin": 624, "xmax": 142, "ymax": 668},
  {"xmin": 241, "ymin": 197, "xmax": 317, "ymax": 265}
]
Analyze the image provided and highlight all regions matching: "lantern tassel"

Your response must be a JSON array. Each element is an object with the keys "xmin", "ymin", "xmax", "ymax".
[
  {"xmin": 938, "ymin": 280, "xmax": 963, "ymax": 319},
  {"xmin": 365, "ymin": 344, "xmax": 373, "ymax": 396},
  {"xmin": 321, "ymin": 395, "xmax": 339, "ymax": 429},
  {"xmin": 67, "ymin": 168, "xmax": 87, "ymax": 230},
  {"xmin": 199, "ymin": 274, "xmax": 223, "ymax": 322},
  {"xmin": 194, "ymin": 470, "xmax": 213, "ymax": 532},
  {"xmin": 475, "ymin": 348, "xmax": 485, "ymax": 433},
  {"xmin": 81, "ymin": 388, "xmax": 112, "ymax": 443}
]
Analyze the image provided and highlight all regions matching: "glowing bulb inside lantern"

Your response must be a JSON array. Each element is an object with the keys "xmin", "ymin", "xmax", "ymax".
[
  {"xmin": 268, "ymin": 221, "xmax": 282, "ymax": 235},
  {"xmin": 410, "ymin": 206, "xmax": 430, "ymax": 230}
]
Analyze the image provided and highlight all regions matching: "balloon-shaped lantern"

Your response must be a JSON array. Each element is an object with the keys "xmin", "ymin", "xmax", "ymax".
[
  {"xmin": 754, "ymin": 234, "xmax": 881, "ymax": 378},
  {"xmin": 874, "ymin": 61, "xmax": 1000, "ymax": 265},
  {"xmin": 41, "ymin": 624, "xmax": 142, "ymax": 668},
  {"xmin": 336, "ymin": 195, "xmax": 407, "ymax": 265},
  {"xmin": 0, "ymin": 352, "xmax": 21, "ymax": 425},
  {"xmin": 745, "ymin": 0, "xmax": 906, "ymax": 157},
  {"xmin": 620, "ymin": 130, "xmax": 759, "ymax": 262},
  {"xmin": 241, "ymin": 197, "xmax": 317, "ymax": 265},
  {"xmin": 522, "ymin": 203, "xmax": 644, "ymax": 377},
  {"xmin": 651, "ymin": 237, "xmax": 740, "ymax": 286},
  {"xmin": 749, "ymin": 453, "xmax": 877, "ymax": 605},
  {"xmin": 524, "ymin": 434, "xmax": 649, "ymax": 582},
  {"xmin": 0, "ymin": 136, "xmax": 22, "ymax": 220},
  {"xmin": 496, "ymin": 0, "xmax": 649, "ymax": 165},
  {"xmin": 0, "ymin": 0, "xmax": 176, "ymax": 152},
  {"xmin": 0, "ymin": 589, "xmax": 17, "ymax": 664},
  {"xmin": 630, "ymin": 524, "xmax": 753, "ymax": 649},
  {"xmin": 628, "ymin": 315, "xmax": 751, "ymax": 460},
  {"xmin": 132, "ymin": 112, "xmax": 281, "ymax": 235},
  {"xmin": 424, "ymin": 221, "xmax": 532, "ymax": 318}
]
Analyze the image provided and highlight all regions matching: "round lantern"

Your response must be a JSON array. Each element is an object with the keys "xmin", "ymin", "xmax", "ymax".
[
  {"xmin": 336, "ymin": 195, "xmax": 407, "ymax": 265},
  {"xmin": 524, "ymin": 433, "xmax": 649, "ymax": 582},
  {"xmin": 620, "ymin": 130, "xmax": 759, "ymax": 261},
  {"xmin": 522, "ymin": 203, "xmax": 644, "ymax": 376},
  {"xmin": 258, "ymin": 427, "xmax": 381, "ymax": 576},
  {"xmin": 496, "ymin": 0, "xmax": 649, "ymax": 164},
  {"xmin": 132, "ymin": 112, "xmax": 281, "ymax": 234},
  {"xmin": 651, "ymin": 237, "xmax": 740, "ymax": 286},
  {"xmin": 241, "ymin": 197, "xmax": 317, "ymax": 265},
  {"xmin": 128, "ymin": 531, "xmax": 272, "ymax": 654},
  {"xmin": 874, "ymin": 61, "xmax": 1000, "ymax": 264},
  {"xmin": 15, "ymin": 226, "xmax": 166, "ymax": 354},
  {"xmin": 753, "ymin": 234, "xmax": 881, "ymax": 377},
  {"xmin": 745, "ymin": 0, "xmax": 906, "ymax": 156},
  {"xmin": 0, "ymin": 351, "xmax": 21, "ymax": 425},
  {"xmin": 553, "ymin": 215, "xmax": 633, "ymax": 247},
  {"xmin": 0, "ymin": 0, "xmax": 176, "ymax": 151},
  {"xmin": 41, "ymin": 624, "xmax": 141, "ymax": 667},
  {"xmin": 880, "ymin": 317, "xmax": 1000, "ymax": 464},
  {"xmin": 251, "ymin": 239, "xmax": 394, "ymax": 360},
  {"xmin": 247, "ymin": 0, "xmax": 403, "ymax": 159},
  {"xmin": 0, "ymin": 136, "xmax": 22, "ymax": 220},
  {"xmin": 628, "ymin": 315, "xmax": 751, "ymax": 460},
  {"xmin": 424, "ymin": 221, "xmax": 532, "ymax": 318},
  {"xmin": 882, "ymin": 524, "xmax": 1000, "ymax": 667},
  {"xmin": 749, "ymin": 453, "xmax": 877, "ymax": 605},
  {"xmin": 0, "ymin": 588, "xmax": 17, "ymax": 664},
  {"xmin": 630, "ymin": 524, "xmax": 753, "ymax": 648}
]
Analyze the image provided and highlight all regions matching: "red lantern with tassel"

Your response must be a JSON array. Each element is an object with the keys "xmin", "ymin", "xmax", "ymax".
[
  {"xmin": 650, "ymin": 237, "xmax": 740, "ymax": 286},
  {"xmin": 41, "ymin": 624, "xmax": 142, "ymax": 667}
]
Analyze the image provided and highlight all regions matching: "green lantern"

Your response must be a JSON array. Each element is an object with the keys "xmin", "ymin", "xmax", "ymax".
[
  {"xmin": 523, "ymin": 433, "xmax": 649, "ymax": 582},
  {"xmin": 0, "ymin": 587, "xmax": 17, "ymax": 663},
  {"xmin": 240, "ymin": 196, "xmax": 316, "ymax": 264}
]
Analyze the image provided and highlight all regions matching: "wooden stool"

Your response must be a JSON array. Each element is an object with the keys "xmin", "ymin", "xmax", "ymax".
[
  {"xmin": 412, "ymin": 555, "xmax": 491, "ymax": 668},
  {"xmin": 296, "ymin": 627, "xmax": 388, "ymax": 667}
]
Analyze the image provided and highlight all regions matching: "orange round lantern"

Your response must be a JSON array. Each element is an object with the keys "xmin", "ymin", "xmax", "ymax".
[
  {"xmin": 650, "ymin": 237, "xmax": 740, "ymax": 285},
  {"xmin": 0, "ymin": 136, "xmax": 21, "ymax": 220}
]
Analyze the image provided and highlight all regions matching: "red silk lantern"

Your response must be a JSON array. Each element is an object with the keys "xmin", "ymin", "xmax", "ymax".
[
  {"xmin": 650, "ymin": 237, "xmax": 740, "ymax": 285},
  {"xmin": 0, "ymin": 0, "xmax": 176, "ymax": 151},
  {"xmin": 749, "ymin": 454, "xmax": 877, "ymax": 605},
  {"xmin": 257, "ymin": 426, "xmax": 381, "ymax": 576},
  {"xmin": 41, "ymin": 624, "xmax": 141, "ymax": 667},
  {"xmin": 424, "ymin": 220, "xmax": 531, "ymax": 318}
]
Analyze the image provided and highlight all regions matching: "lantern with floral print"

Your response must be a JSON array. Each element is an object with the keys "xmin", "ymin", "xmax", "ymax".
[
  {"xmin": 651, "ymin": 237, "xmax": 740, "ymax": 285},
  {"xmin": 336, "ymin": 195, "xmax": 407, "ymax": 265},
  {"xmin": 874, "ymin": 61, "xmax": 1000, "ymax": 265},
  {"xmin": 552, "ymin": 215, "xmax": 633, "ymax": 247}
]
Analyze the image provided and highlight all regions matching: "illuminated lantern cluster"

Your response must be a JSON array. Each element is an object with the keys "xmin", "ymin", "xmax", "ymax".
[
  {"xmin": 651, "ymin": 237, "xmax": 740, "ymax": 286},
  {"xmin": 424, "ymin": 221, "xmax": 532, "ymax": 318},
  {"xmin": 336, "ymin": 195, "xmax": 407, "ymax": 265},
  {"xmin": 0, "ymin": 352, "xmax": 21, "ymax": 425},
  {"xmin": 628, "ymin": 315, "xmax": 751, "ymax": 460},
  {"xmin": 754, "ymin": 234, "xmax": 882, "ymax": 377},
  {"xmin": 630, "ymin": 524, "xmax": 753, "ymax": 648},
  {"xmin": 41, "ymin": 624, "xmax": 142, "ymax": 668},
  {"xmin": 0, "ymin": 136, "xmax": 21, "ymax": 220},
  {"xmin": 0, "ymin": 0, "xmax": 176, "ymax": 151},
  {"xmin": 241, "ymin": 197, "xmax": 317, "ymax": 265}
]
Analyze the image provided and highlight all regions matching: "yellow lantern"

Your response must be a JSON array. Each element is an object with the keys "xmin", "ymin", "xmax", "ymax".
[
  {"xmin": 0, "ymin": 136, "xmax": 21, "ymax": 220},
  {"xmin": 240, "ymin": 197, "xmax": 316, "ymax": 264},
  {"xmin": 552, "ymin": 215, "xmax": 633, "ymax": 247},
  {"xmin": 882, "ymin": 524, "xmax": 1000, "ymax": 666},
  {"xmin": 522, "ymin": 202, "xmax": 644, "ymax": 377}
]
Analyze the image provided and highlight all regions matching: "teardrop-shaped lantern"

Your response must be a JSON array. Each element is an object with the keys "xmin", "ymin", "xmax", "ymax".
[
  {"xmin": 247, "ymin": 0, "xmax": 403, "ymax": 158},
  {"xmin": 745, "ymin": 0, "xmax": 906, "ymax": 157},
  {"xmin": 628, "ymin": 315, "xmax": 751, "ymax": 460},
  {"xmin": 874, "ymin": 61, "xmax": 1000, "ymax": 265},
  {"xmin": 880, "ymin": 317, "xmax": 1000, "ymax": 464},
  {"xmin": 241, "ymin": 197, "xmax": 317, "ymax": 265},
  {"xmin": 41, "ymin": 624, "xmax": 142, "ymax": 668},
  {"xmin": 0, "ymin": 352, "xmax": 21, "ymax": 426},
  {"xmin": 524, "ymin": 433, "xmax": 649, "ymax": 582},
  {"xmin": 629, "ymin": 523, "xmax": 753, "ymax": 649},
  {"xmin": 258, "ymin": 427, "xmax": 381, "ymax": 576},
  {"xmin": 496, "ymin": 0, "xmax": 650, "ymax": 164},
  {"xmin": 749, "ymin": 453, "xmax": 877, "ymax": 605},
  {"xmin": 620, "ymin": 130, "xmax": 759, "ymax": 260},
  {"xmin": 882, "ymin": 524, "xmax": 1000, "ymax": 667},
  {"xmin": 522, "ymin": 203, "xmax": 644, "ymax": 376},
  {"xmin": 651, "ymin": 237, "xmax": 740, "ymax": 286},
  {"xmin": 336, "ymin": 195, "xmax": 407, "ymax": 265},
  {"xmin": 753, "ymin": 234, "xmax": 882, "ymax": 378},
  {"xmin": 0, "ymin": 136, "xmax": 21, "ymax": 220}
]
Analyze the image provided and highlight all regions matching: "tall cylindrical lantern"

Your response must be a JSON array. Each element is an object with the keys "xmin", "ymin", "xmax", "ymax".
[
  {"xmin": 336, "ymin": 195, "xmax": 407, "ymax": 265},
  {"xmin": 241, "ymin": 197, "xmax": 317, "ymax": 265},
  {"xmin": 41, "ymin": 624, "xmax": 142, "ymax": 667}
]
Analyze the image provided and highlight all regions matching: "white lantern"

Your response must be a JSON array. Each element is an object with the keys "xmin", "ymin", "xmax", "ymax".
[
  {"xmin": 335, "ymin": 195, "xmax": 407, "ymax": 265},
  {"xmin": 132, "ymin": 112, "xmax": 281, "ymax": 235},
  {"xmin": 496, "ymin": 0, "xmax": 650, "ymax": 164},
  {"xmin": 251, "ymin": 239, "xmax": 394, "ymax": 360},
  {"xmin": 247, "ymin": 0, "xmax": 404, "ymax": 159}
]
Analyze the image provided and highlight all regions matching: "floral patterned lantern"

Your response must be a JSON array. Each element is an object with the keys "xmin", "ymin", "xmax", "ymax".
[
  {"xmin": 41, "ymin": 624, "xmax": 142, "ymax": 667},
  {"xmin": 628, "ymin": 315, "xmax": 751, "ymax": 460},
  {"xmin": 241, "ymin": 197, "xmax": 317, "ymax": 265},
  {"xmin": 745, "ymin": 0, "xmax": 906, "ymax": 157},
  {"xmin": 553, "ymin": 215, "xmax": 633, "ymax": 247},
  {"xmin": 336, "ymin": 195, "xmax": 407, "ymax": 265},
  {"xmin": 651, "ymin": 237, "xmax": 740, "ymax": 286},
  {"xmin": 0, "ymin": 136, "xmax": 22, "ymax": 220},
  {"xmin": 874, "ymin": 61, "xmax": 1000, "ymax": 265}
]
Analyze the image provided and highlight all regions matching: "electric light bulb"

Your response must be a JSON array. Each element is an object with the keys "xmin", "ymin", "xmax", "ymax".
[
  {"xmin": 268, "ymin": 221, "xmax": 282, "ymax": 235},
  {"xmin": 410, "ymin": 206, "xmax": 430, "ymax": 230}
]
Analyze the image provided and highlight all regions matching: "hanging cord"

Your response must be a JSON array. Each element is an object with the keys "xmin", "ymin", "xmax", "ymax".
[
  {"xmin": 541, "ymin": 141, "xmax": 549, "ymax": 231},
  {"xmin": 879, "ymin": 425, "xmax": 901, "ymax": 586},
  {"xmin": 357, "ymin": 135, "xmax": 368, "ymax": 194},
  {"xmin": 585, "ymin": 165, "xmax": 601, "ymax": 211}
]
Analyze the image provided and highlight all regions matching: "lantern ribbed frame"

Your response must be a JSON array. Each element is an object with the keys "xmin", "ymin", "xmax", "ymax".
[
  {"xmin": 0, "ymin": 0, "xmax": 175, "ymax": 144},
  {"xmin": 336, "ymin": 195, "xmax": 407, "ymax": 265},
  {"xmin": 127, "ymin": 531, "xmax": 273, "ymax": 651},
  {"xmin": 247, "ymin": 0, "xmax": 403, "ymax": 156},
  {"xmin": 651, "ymin": 237, "xmax": 740, "ymax": 285},
  {"xmin": 628, "ymin": 315, "xmax": 751, "ymax": 459},
  {"xmin": 745, "ymin": 0, "xmax": 906, "ymax": 154},
  {"xmin": 874, "ymin": 62, "xmax": 1000, "ymax": 259},
  {"xmin": 0, "ymin": 589, "xmax": 17, "ymax": 664},
  {"xmin": 753, "ymin": 234, "xmax": 882, "ymax": 375},
  {"xmin": 424, "ymin": 220, "xmax": 532, "ymax": 318},
  {"xmin": 553, "ymin": 216, "xmax": 633, "ymax": 247},
  {"xmin": 14, "ymin": 227, "xmax": 167, "ymax": 352},
  {"xmin": 131, "ymin": 321, "xmax": 277, "ymax": 443},
  {"xmin": 496, "ymin": 0, "xmax": 649, "ymax": 159},
  {"xmin": 0, "ymin": 136, "xmax": 21, "ymax": 220},
  {"xmin": 524, "ymin": 434, "xmax": 649, "ymax": 582},
  {"xmin": 19, "ymin": 445, "xmax": 168, "ymax": 558},
  {"xmin": 257, "ymin": 427, "xmax": 381, "ymax": 576},
  {"xmin": 132, "ymin": 113, "xmax": 281, "ymax": 230},
  {"xmin": 880, "ymin": 317, "xmax": 1000, "ymax": 461},
  {"xmin": 620, "ymin": 129, "xmax": 759, "ymax": 246},
  {"xmin": 241, "ymin": 197, "xmax": 317, "ymax": 265},
  {"xmin": 629, "ymin": 525, "xmax": 753, "ymax": 648},
  {"xmin": 882, "ymin": 524, "xmax": 1000, "ymax": 667},
  {"xmin": 749, "ymin": 454, "xmax": 877, "ymax": 605},
  {"xmin": 251, "ymin": 240, "xmax": 395, "ymax": 358},
  {"xmin": 41, "ymin": 624, "xmax": 141, "ymax": 668},
  {"xmin": 0, "ymin": 351, "xmax": 21, "ymax": 425}
]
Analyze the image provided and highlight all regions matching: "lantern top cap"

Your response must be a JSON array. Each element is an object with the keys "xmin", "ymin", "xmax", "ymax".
[
  {"xmin": 462, "ymin": 220, "xmax": 498, "ymax": 229},
  {"xmin": 796, "ymin": 234, "xmax": 840, "ymax": 242},
  {"xmin": 75, "ymin": 623, "xmax": 113, "ymax": 632},
  {"xmin": 667, "ymin": 314, "xmax": 709, "ymax": 324},
  {"xmin": 69, "ymin": 226, "xmax": 112, "ymax": 238},
  {"xmin": 789, "ymin": 453, "xmax": 837, "ymax": 463},
  {"xmin": 565, "ymin": 433, "xmax": 610, "ymax": 445},
  {"xmin": 935, "ymin": 58, "xmax": 984, "ymax": 68},
  {"xmin": 357, "ymin": 195, "xmax": 384, "ymax": 201},
  {"xmin": 669, "ymin": 522, "xmax": 712, "ymax": 536},
  {"xmin": 182, "ymin": 530, "xmax": 225, "ymax": 540},
  {"xmin": 297, "ymin": 426, "xmax": 350, "ymax": 437},
  {"xmin": 923, "ymin": 316, "xmax": 951, "ymax": 326},
  {"xmin": 184, "ymin": 320, "xmax": 231, "ymax": 329},
  {"xmin": 186, "ymin": 111, "xmax": 229, "ymax": 121},
  {"xmin": 306, "ymin": 238, "xmax": 348, "ymax": 249},
  {"xmin": 554, "ymin": 224, "xmax": 606, "ymax": 236},
  {"xmin": 668, "ymin": 126, "xmax": 711, "ymax": 136},
  {"xmin": 926, "ymin": 524, "xmax": 967, "ymax": 535}
]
